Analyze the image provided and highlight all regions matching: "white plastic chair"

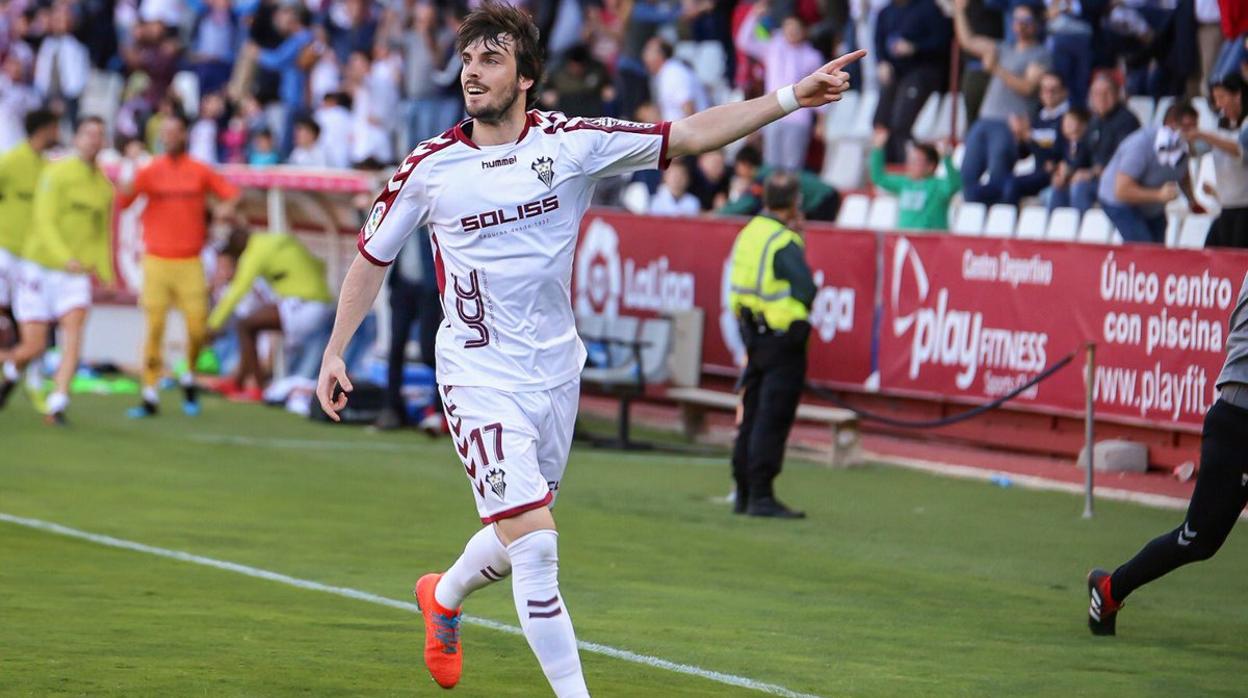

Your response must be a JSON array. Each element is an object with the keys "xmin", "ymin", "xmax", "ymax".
[
  {"xmin": 849, "ymin": 90, "xmax": 879, "ymax": 139},
  {"xmin": 1016, "ymin": 205, "xmax": 1049, "ymax": 239},
  {"xmin": 952, "ymin": 201, "xmax": 986, "ymax": 236},
  {"xmin": 1075, "ymin": 208, "xmax": 1112, "ymax": 243},
  {"xmin": 866, "ymin": 196, "xmax": 898, "ymax": 230},
  {"xmin": 1175, "ymin": 215, "xmax": 1213, "ymax": 249},
  {"xmin": 1152, "ymin": 96, "xmax": 1175, "ymax": 127},
  {"xmin": 909, "ymin": 92, "xmax": 943, "ymax": 142},
  {"xmin": 1126, "ymin": 96, "xmax": 1154, "ymax": 129},
  {"xmin": 836, "ymin": 193, "xmax": 871, "ymax": 228},
  {"xmin": 983, "ymin": 204, "xmax": 1017, "ymax": 238},
  {"xmin": 823, "ymin": 141, "xmax": 865, "ymax": 191}
]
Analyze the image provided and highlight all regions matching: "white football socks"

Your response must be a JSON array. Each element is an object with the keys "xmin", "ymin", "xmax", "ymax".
[
  {"xmin": 47, "ymin": 391, "xmax": 68, "ymax": 414},
  {"xmin": 507, "ymin": 530, "xmax": 588, "ymax": 698},
  {"xmin": 2, "ymin": 360, "xmax": 17, "ymax": 382},
  {"xmin": 434, "ymin": 525, "xmax": 511, "ymax": 610},
  {"xmin": 142, "ymin": 386, "xmax": 160, "ymax": 404}
]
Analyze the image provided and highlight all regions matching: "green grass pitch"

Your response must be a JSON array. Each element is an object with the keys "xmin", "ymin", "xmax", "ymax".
[{"xmin": 2, "ymin": 394, "xmax": 1246, "ymax": 696}]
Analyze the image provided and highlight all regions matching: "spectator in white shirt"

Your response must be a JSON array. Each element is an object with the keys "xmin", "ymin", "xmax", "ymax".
[
  {"xmin": 34, "ymin": 3, "xmax": 89, "ymax": 125},
  {"xmin": 346, "ymin": 50, "xmax": 395, "ymax": 167},
  {"xmin": 642, "ymin": 37, "xmax": 708, "ymax": 122},
  {"xmin": 189, "ymin": 92, "xmax": 226, "ymax": 164},
  {"xmin": 648, "ymin": 159, "xmax": 702, "ymax": 217},
  {"xmin": 0, "ymin": 54, "xmax": 42, "ymax": 151},
  {"xmin": 288, "ymin": 117, "xmax": 329, "ymax": 167},
  {"xmin": 315, "ymin": 91, "xmax": 353, "ymax": 169}
]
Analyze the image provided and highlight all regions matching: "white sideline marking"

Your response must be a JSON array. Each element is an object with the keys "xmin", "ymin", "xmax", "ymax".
[
  {"xmin": 190, "ymin": 434, "xmax": 412, "ymax": 452},
  {"xmin": 0, "ymin": 513, "xmax": 822, "ymax": 698}
]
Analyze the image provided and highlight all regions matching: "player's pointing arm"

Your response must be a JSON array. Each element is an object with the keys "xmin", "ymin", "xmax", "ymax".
[{"xmin": 665, "ymin": 49, "xmax": 866, "ymax": 160}]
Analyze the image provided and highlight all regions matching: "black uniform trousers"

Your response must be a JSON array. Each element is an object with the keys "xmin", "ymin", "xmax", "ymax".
[
  {"xmin": 386, "ymin": 274, "xmax": 442, "ymax": 418},
  {"xmin": 731, "ymin": 319, "xmax": 810, "ymax": 503}
]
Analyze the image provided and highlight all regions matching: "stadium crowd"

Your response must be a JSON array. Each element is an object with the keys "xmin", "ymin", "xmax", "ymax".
[{"xmin": 0, "ymin": 0, "xmax": 1244, "ymax": 236}]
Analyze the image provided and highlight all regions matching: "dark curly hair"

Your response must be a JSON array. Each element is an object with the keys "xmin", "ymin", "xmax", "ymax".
[{"xmin": 455, "ymin": 1, "xmax": 544, "ymax": 108}]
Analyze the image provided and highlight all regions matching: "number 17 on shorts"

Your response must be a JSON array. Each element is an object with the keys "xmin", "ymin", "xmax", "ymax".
[{"xmin": 440, "ymin": 379, "xmax": 580, "ymax": 525}]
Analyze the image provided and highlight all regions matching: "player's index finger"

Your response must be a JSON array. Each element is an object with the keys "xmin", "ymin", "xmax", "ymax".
[{"xmin": 822, "ymin": 49, "xmax": 867, "ymax": 73}]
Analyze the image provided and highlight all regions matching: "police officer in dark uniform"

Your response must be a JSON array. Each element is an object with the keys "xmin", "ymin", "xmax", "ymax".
[{"xmin": 728, "ymin": 171, "xmax": 817, "ymax": 519}]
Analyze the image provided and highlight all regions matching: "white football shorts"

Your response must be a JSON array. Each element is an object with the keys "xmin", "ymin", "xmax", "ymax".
[
  {"xmin": 277, "ymin": 297, "xmax": 332, "ymax": 348},
  {"xmin": 0, "ymin": 248, "xmax": 15, "ymax": 306},
  {"xmin": 441, "ymin": 377, "xmax": 580, "ymax": 524},
  {"xmin": 13, "ymin": 260, "xmax": 92, "ymax": 323}
]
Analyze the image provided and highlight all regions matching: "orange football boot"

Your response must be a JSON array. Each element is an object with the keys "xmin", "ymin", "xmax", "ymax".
[{"xmin": 414, "ymin": 573, "xmax": 463, "ymax": 688}]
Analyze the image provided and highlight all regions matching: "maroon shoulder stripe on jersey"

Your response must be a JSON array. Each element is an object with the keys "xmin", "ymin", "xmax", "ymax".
[
  {"xmin": 356, "ymin": 129, "xmax": 459, "ymax": 267},
  {"xmin": 529, "ymin": 111, "xmax": 673, "ymax": 169}
]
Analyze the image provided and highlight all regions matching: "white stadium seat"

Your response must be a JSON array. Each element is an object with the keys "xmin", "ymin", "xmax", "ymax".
[
  {"xmin": 1075, "ymin": 208, "xmax": 1113, "ymax": 244},
  {"xmin": 824, "ymin": 140, "xmax": 866, "ymax": 191},
  {"xmin": 909, "ymin": 92, "xmax": 943, "ymax": 142},
  {"xmin": 866, "ymin": 196, "xmax": 899, "ymax": 230},
  {"xmin": 952, "ymin": 201, "xmax": 986, "ymax": 236},
  {"xmin": 1126, "ymin": 96, "xmax": 1154, "ymax": 128},
  {"xmin": 836, "ymin": 193, "xmax": 871, "ymax": 228},
  {"xmin": 1152, "ymin": 96, "xmax": 1174, "ymax": 126},
  {"xmin": 849, "ymin": 90, "xmax": 879, "ymax": 139},
  {"xmin": 1165, "ymin": 212, "xmax": 1183, "ymax": 247},
  {"xmin": 1015, "ymin": 205, "xmax": 1048, "ymax": 239},
  {"xmin": 983, "ymin": 204, "xmax": 1017, "ymax": 238},
  {"xmin": 1175, "ymin": 215, "xmax": 1213, "ymax": 249},
  {"xmin": 933, "ymin": 93, "xmax": 968, "ymax": 141}
]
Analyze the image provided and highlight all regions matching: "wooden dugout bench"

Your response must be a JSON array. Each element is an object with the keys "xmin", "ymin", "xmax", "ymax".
[{"xmin": 666, "ymin": 386, "xmax": 862, "ymax": 468}]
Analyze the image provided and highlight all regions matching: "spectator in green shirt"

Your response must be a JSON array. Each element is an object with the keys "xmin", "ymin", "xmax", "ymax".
[
  {"xmin": 716, "ymin": 146, "xmax": 841, "ymax": 221},
  {"xmin": 869, "ymin": 128, "xmax": 960, "ymax": 230}
]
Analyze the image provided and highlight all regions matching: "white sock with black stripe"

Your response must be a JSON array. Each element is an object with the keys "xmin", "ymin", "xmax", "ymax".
[
  {"xmin": 434, "ymin": 525, "xmax": 510, "ymax": 609},
  {"xmin": 508, "ymin": 529, "xmax": 588, "ymax": 698}
]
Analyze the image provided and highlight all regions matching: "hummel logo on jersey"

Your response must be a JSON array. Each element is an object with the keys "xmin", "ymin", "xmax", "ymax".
[
  {"xmin": 485, "ymin": 468, "xmax": 506, "ymax": 498},
  {"xmin": 531, "ymin": 156, "xmax": 555, "ymax": 188},
  {"xmin": 460, "ymin": 196, "xmax": 560, "ymax": 233},
  {"xmin": 481, "ymin": 155, "xmax": 517, "ymax": 170}
]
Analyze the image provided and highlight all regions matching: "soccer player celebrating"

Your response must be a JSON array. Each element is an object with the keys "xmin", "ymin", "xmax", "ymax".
[
  {"xmin": 0, "ymin": 116, "xmax": 114, "ymax": 424},
  {"xmin": 1088, "ymin": 272, "xmax": 1248, "ymax": 636},
  {"xmin": 315, "ymin": 2, "xmax": 863, "ymax": 693},
  {"xmin": 119, "ymin": 111, "xmax": 240, "ymax": 418},
  {"xmin": 0, "ymin": 110, "xmax": 59, "ymax": 355}
]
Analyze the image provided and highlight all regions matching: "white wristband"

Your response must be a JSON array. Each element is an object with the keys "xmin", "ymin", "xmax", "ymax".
[{"xmin": 776, "ymin": 84, "xmax": 800, "ymax": 114}]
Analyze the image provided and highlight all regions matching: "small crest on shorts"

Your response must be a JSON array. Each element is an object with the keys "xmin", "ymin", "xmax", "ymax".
[
  {"xmin": 486, "ymin": 468, "xmax": 506, "ymax": 498},
  {"xmin": 531, "ymin": 156, "xmax": 555, "ymax": 189}
]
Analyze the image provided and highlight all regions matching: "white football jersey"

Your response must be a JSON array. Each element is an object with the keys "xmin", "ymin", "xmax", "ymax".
[{"xmin": 359, "ymin": 110, "xmax": 671, "ymax": 391}]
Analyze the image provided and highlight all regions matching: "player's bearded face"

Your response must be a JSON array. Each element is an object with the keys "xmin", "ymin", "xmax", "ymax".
[{"xmin": 461, "ymin": 37, "xmax": 530, "ymax": 124}]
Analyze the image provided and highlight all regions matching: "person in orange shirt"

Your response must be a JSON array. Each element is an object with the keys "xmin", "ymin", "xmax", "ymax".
[{"xmin": 118, "ymin": 112, "xmax": 240, "ymax": 417}]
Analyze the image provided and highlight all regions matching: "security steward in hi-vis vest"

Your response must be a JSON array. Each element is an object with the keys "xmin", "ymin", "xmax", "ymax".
[{"xmin": 728, "ymin": 172, "xmax": 817, "ymax": 519}]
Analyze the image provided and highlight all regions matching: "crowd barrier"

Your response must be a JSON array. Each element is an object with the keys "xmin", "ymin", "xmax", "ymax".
[{"xmin": 574, "ymin": 211, "xmax": 1248, "ymax": 434}]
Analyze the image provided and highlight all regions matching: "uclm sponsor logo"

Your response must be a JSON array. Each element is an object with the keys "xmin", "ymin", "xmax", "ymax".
[
  {"xmin": 461, "ymin": 196, "xmax": 559, "ymax": 233},
  {"xmin": 891, "ymin": 237, "xmax": 1048, "ymax": 391}
]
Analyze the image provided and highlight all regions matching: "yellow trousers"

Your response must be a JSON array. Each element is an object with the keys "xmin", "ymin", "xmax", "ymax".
[{"xmin": 140, "ymin": 256, "xmax": 209, "ymax": 388}]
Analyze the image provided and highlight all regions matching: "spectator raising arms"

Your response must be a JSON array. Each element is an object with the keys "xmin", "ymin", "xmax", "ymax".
[
  {"xmin": 1098, "ymin": 103, "xmax": 1204, "ymax": 244},
  {"xmin": 955, "ymin": 0, "xmax": 1051, "ymax": 204},
  {"xmin": 735, "ymin": 0, "xmax": 826, "ymax": 171},
  {"xmin": 870, "ymin": 128, "xmax": 961, "ymax": 230},
  {"xmin": 873, "ymin": 0, "xmax": 952, "ymax": 164},
  {"xmin": 1196, "ymin": 74, "xmax": 1248, "ymax": 248}
]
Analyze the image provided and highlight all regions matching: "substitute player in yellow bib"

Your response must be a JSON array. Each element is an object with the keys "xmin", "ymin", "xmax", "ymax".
[
  {"xmin": 208, "ymin": 229, "xmax": 333, "ymax": 403},
  {"xmin": 728, "ymin": 172, "xmax": 817, "ymax": 519},
  {"xmin": 0, "ymin": 116, "xmax": 114, "ymax": 424},
  {"xmin": 0, "ymin": 110, "xmax": 59, "ymax": 353}
]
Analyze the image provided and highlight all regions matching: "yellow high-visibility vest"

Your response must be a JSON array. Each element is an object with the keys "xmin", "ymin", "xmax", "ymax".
[{"xmin": 728, "ymin": 215, "xmax": 809, "ymax": 332}]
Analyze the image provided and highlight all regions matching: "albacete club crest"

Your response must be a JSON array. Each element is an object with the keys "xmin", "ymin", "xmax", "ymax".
[
  {"xmin": 531, "ymin": 157, "xmax": 555, "ymax": 189},
  {"xmin": 485, "ymin": 468, "xmax": 506, "ymax": 498}
]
